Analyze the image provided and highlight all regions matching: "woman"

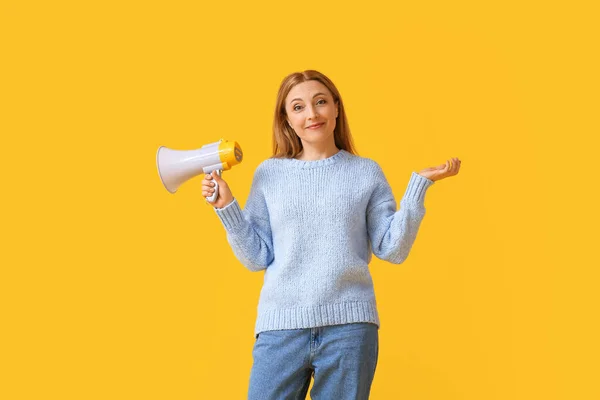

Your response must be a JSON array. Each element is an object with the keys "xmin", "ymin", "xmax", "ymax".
[{"xmin": 202, "ymin": 70, "xmax": 461, "ymax": 399}]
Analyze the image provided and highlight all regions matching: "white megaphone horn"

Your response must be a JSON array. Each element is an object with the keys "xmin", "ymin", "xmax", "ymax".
[{"xmin": 156, "ymin": 139, "xmax": 243, "ymax": 203}]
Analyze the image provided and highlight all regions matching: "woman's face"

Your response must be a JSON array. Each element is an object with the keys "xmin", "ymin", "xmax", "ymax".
[{"xmin": 284, "ymin": 80, "xmax": 339, "ymax": 147}]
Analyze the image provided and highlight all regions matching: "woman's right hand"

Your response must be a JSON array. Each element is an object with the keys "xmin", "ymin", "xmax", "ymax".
[{"xmin": 202, "ymin": 171, "xmax": 235, "ymax": 209}]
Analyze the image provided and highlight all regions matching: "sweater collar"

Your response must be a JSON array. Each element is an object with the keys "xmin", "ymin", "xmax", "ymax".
[{"xmin": 279, "ymin": 149, "xmax": 350, "ymax": 169}]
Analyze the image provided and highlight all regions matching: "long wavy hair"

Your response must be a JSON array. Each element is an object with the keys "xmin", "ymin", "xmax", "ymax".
[{"xmin": 272, "ymin": 70, "xmax": 358, "ymax": 158}]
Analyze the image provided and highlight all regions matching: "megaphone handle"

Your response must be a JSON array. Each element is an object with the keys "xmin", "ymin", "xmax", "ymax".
[{"xmin": 206, "ymin": 169, "xmax": 222, "ymax": 203}]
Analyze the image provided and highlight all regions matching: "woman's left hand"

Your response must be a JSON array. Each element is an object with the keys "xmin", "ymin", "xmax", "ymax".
[{"xmin": 418, "ymin": 157, "xmax": 461, "ymax": 182}]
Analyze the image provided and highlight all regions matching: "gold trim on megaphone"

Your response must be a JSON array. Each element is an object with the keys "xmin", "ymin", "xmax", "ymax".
[{"xmin": 218, "ymin": 139, "xmax": 243, "ymax": 170}]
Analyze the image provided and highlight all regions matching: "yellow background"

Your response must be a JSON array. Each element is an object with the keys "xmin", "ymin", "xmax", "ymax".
[{"xmin": 1, "ymin": 0, "xmax": 599, "ymax": 399}]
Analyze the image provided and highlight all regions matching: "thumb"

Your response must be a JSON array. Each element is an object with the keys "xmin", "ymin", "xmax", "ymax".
[{"xmin": 211, "ymin": 170, "xmax": 223, "ymax": 182}]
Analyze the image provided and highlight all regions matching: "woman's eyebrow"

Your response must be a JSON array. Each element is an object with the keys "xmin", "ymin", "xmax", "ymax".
[{"xmin": 289, "ymin": 92, "xmax": 327, "ymax": 104}]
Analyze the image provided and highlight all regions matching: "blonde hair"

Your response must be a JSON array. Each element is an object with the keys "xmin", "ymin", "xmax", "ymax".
[{"xmin": 271, "ymin": 70, "xmax": 358, "ymax": 158}]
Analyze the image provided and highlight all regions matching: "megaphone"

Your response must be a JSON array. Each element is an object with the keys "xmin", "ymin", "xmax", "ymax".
[{"xmin": 156, "ymin": 139, "xmax": 243, "ymax": 203}]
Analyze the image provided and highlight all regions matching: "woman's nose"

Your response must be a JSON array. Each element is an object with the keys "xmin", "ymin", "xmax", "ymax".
[{"xmin": 307, "ymin": 105, "xmax": 319, "ymax": 119}]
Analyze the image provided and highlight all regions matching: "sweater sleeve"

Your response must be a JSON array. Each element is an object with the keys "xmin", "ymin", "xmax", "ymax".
[
  {"xmin": 213, "ymin": 165, "xmax": 274, "ymax": 272},
  {"xmin": 366, "ymin": 167, "xmax": 435, "ymax": 264}
]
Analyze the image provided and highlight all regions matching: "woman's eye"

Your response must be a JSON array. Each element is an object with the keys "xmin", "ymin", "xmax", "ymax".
[{"xmin": 293, "ymin": 100, "xmax": 325, "ymax": 111}]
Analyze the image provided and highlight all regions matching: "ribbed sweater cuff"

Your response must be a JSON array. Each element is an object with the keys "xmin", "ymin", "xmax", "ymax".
[
  {"xmin": 402, "ymin": 172, "xmax": 434, "ymax": 206},
  {"xmin": 213, "ymin": 198, "xmax": 244, "ymax": 231}
]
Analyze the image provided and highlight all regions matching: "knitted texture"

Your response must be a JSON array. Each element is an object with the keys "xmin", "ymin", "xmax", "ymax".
[{"xmin": 214, "ymin": 149, "xmax": 435, "ymax": 337}]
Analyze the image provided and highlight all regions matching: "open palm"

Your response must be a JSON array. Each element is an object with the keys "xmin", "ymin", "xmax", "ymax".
[{"xmin": 418, "ymin": 157, "xmax": 461, "ymax": 182}]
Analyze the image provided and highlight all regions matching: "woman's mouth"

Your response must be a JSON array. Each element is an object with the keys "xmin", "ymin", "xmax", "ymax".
[{"xmin": 307, "ymin": 123, "xmax": 324, "ymax": 130}]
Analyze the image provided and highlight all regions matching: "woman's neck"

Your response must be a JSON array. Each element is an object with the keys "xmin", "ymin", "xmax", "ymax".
[{"xmin": 295, "ymin": 143, "xmax": 340, "ymax": 161}]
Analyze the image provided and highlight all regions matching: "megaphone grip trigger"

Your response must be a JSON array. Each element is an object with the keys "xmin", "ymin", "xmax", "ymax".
[{"xmin": 207, "ymin": 179, "xmax": 219, "ymax": 203}]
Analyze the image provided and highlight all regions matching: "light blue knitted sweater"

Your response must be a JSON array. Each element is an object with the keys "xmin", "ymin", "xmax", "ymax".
[{"xmin": 214, "ymin": 149, "xmax": 435, "ymax": 337}]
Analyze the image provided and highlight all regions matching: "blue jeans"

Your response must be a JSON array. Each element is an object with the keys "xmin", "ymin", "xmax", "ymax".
[{"xmin": 248, "ymin": 322, "xmax": 379, "ymax": 400}]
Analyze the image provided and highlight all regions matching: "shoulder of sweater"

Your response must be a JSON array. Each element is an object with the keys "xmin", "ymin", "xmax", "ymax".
[
  {"xmin": 248, "ymin": 158, "xmax": 279, "ymax": 185},
  {"xmin": 253, "ymin": 158, "xmax": 276, "ymax": 176},
  {"xmin": 349, "ymin": 153, "xmax": 381, "ymax": 168},
  {"xmin": 347, "ymin": 153, "xmax": 386, "ymax": 176}
]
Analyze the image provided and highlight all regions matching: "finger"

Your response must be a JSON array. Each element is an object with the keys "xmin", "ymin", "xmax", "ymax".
[
  {"xmin": 205, "ymin": 174, "xmax": 212, "ymax": 180},
  {"xmin": 212, "ymin": 172, "xmax": 225, "ymax": 185},
  {"xmin": 452, "ymin": 158, "xmax": 459, "ymax": 173}
]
